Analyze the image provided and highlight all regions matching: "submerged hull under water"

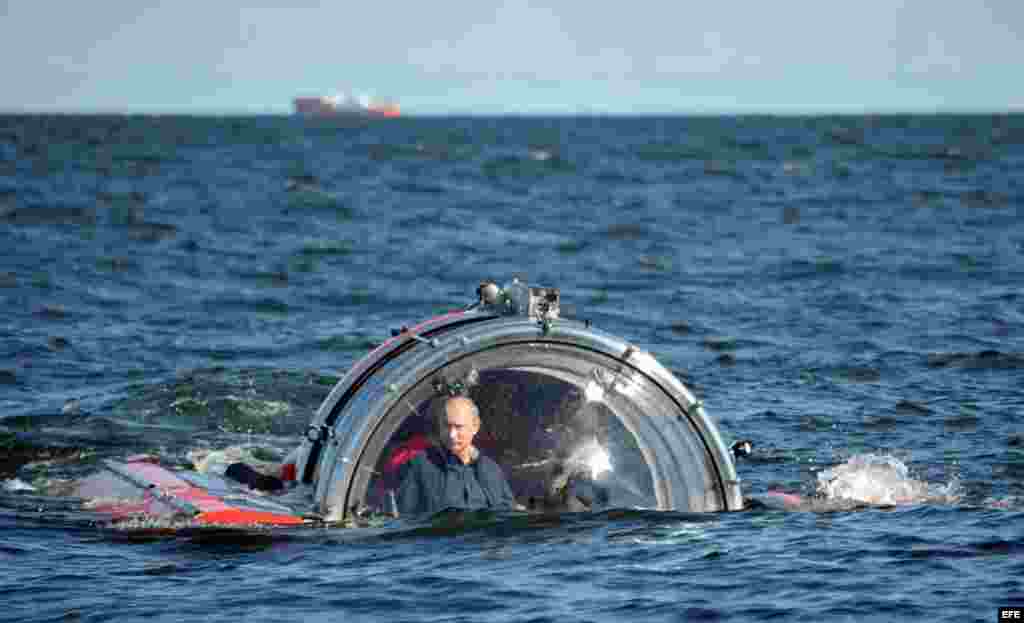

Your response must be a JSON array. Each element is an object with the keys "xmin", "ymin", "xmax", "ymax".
[{"xmin": 79, "ymin": 279, "xmax": 745, "ymax": 530}]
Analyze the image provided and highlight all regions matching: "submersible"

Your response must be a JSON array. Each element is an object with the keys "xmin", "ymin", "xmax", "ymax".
[{"xmin": 295, "ymin": 278, "xmax": 745, "ymax": 520}]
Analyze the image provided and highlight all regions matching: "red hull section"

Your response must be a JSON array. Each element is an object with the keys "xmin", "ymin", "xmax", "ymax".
[{"xmin": 80, "ymin": 458, "xmax": 305, "ymax": 527}]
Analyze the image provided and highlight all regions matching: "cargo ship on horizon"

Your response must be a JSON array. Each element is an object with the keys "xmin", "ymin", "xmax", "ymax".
[{"xmin": 293, "ymin": 92, "xmax": 400, "ymax": 118}]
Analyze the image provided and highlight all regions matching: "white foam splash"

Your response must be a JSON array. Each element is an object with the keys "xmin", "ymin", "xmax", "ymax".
[
  {"xmin": 2, "ymin": 478, "xmax": 36, "ymax": 493},
  {"xmin": 816, "ymin": 453, "xmax": 959, "ymax": 505}
]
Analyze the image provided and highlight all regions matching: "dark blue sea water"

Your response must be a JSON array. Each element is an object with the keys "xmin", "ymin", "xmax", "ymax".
[{"xmin": 2, "ymin": 113, "xmax": 1023, "ymax": 622}]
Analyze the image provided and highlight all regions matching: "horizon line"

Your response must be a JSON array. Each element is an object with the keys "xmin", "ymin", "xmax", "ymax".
[{"xmin": 2, "ymin": 106, "xmax": 1023, "ymax": 118}]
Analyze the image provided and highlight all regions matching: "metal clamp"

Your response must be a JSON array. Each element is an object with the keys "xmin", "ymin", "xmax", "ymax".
[{"xmin": 306, "ymin": 425, "xmax": 334, "ymax": 443}]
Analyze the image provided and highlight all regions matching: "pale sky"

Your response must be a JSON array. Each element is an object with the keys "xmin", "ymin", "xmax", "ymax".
[{"xmin": 1, "ymin": 1, "xmax": 1021, "ymax": 114}]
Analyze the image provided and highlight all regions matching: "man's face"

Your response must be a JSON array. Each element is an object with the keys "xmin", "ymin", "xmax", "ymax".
[{"xmin": 444, "ymin": 398, "xmax": 479, "ymax": 456}]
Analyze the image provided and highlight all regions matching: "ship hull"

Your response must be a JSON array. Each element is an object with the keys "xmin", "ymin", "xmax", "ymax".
[{"xmin": 293, "ymin": 96, "xmax": 399, "ymax": 118}]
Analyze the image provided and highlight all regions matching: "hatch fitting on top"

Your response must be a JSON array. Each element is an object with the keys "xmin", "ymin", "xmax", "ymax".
[{"xmin": 476, "ymin": 277, "xmax": 560, "ymax": 320}]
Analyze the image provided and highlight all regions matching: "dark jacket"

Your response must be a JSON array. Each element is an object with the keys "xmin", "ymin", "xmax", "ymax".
[{"xmin": 396, "ymin": 445, "xmax": 515, "ymax": 516}]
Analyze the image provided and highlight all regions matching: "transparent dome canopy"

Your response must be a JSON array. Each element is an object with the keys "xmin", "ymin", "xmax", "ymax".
[{"xmin": 295, "ymin": 301, "xmax": 743, "ymax": 520}]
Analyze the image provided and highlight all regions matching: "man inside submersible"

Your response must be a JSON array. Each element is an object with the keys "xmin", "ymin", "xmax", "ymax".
[{"xmin": 395, "ymin": 395, "xmax": 517, "ymax": 516}]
